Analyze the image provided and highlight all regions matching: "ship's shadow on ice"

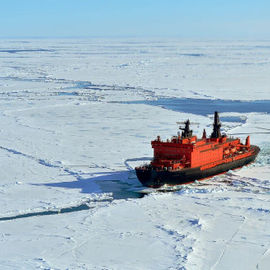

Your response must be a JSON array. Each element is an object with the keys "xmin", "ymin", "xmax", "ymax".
[{"xmin": 38, "ymin": 171, "xmax": 144, "ymax": 200}]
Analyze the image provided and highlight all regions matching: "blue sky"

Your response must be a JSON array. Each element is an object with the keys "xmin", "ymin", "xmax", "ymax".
[{"xmin": 0, "ymin": 0, "xmax": 269, "ymax": 38}]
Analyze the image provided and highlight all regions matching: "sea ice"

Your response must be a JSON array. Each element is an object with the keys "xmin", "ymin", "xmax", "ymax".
[{"xmin": 0, "ymin": 38, "xmax": 269, "ymax": 269}]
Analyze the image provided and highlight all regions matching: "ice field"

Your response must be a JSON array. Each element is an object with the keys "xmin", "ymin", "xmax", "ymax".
[{"xmin": 0, "ymin": 39, "xmax": 270, "ymax": 269}]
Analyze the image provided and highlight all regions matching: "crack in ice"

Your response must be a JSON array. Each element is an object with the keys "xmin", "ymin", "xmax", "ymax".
[{"xmin": 0, "ymin": 198, "xmax": 112, "ymax": 222}]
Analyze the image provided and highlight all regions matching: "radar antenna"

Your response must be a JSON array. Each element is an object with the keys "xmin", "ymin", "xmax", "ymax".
[{"xmin": 179, "ymin": 119, "xmax": 193, "ymax": 138}]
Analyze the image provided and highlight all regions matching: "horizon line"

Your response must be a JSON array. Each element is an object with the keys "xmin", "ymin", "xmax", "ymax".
[{"xmin": 0, "ymin": 36, "xmax": 270, "ymax": 41}]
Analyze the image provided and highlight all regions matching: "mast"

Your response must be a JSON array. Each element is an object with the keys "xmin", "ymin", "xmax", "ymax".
[
  {"xmin": 180, "ymin": 119, "xmax": 193, "ymax": 138},
  {"xmin": 202, "ymin": 129, "xmax": 207, "ymax": 139},
  {"xmin": 211, "ymin": 111, "xmax": 221, "ymax": 138}
]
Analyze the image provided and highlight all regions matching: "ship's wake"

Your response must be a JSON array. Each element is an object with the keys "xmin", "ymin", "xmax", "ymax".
[{"xmin": 135, "ymin": 170, "xmax": 270, "ymax": 196}]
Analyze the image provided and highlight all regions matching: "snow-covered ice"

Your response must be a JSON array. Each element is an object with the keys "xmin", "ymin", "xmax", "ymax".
[{"xmin": 0, "ymin": 39, "xmax": 270, "ymax": 269}]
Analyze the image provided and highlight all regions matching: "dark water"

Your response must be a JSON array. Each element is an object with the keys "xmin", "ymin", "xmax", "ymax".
[
  {"xmin": 57, "ymin": 91, "xmax": 79, "ymax": 96},
  {"xmin": 179, "ymin": 53, "xmax": 206, "ymax": 57},
  {"xmin": 119, "ymin": 98, "xmax": 270, "ymax": 117},
  {"xmin": 0, "ymin": 49, "xmax": 54, "ymax": 54},
  {"xmin": 96, "ymin": 180, "xmax": 143, "ymax": 199},
  {"xmin": 0, "ymin": 203, "xmax": 92, "ymax": 222}
]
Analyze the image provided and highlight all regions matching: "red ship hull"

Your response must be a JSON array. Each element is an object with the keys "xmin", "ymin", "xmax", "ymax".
[{"xmin": 136, "ymin": 145, "xmax": 260, "ymax": 187}]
